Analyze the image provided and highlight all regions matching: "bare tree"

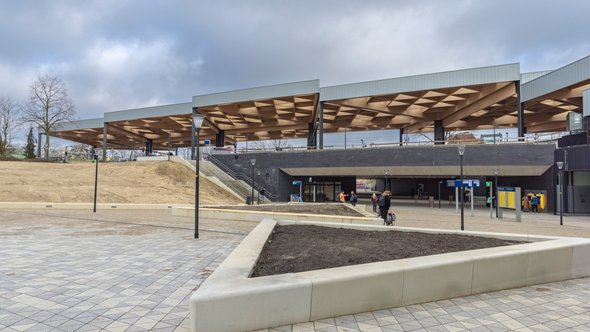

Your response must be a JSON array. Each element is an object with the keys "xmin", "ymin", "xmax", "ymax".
[
  {"xmin": 252, "ymin": 139, "xmax": 291, "ymax": 151},
  {"xmin": 0, "ymin": 96, "xmax": 20, "ymax": 157},
  {"xmin": 70, "ymin": 143, "xmax": 94, "ymax": 159},
  {"xmin": 22, "ymin": 75, "xmax": 76, "ymax": 160}
]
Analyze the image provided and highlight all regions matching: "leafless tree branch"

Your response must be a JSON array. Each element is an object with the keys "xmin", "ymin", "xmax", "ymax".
[{"xmin": 22, "ymin": 75, "xmax": 76, "ymax": 159}]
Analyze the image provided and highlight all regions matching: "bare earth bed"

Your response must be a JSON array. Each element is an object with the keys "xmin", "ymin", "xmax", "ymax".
[
  {"xmin": 252, "ymin": 224, "xmax": 525, "ymax": 277},
  {"xmin": 213, "ymin": 203, "xmax": 364, "ymax": 217}
]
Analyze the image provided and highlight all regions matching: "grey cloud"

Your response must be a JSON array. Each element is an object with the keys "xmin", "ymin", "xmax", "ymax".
[{"xmin": 1, "ymin": 0, "xmax": 590, "ymax": 123}]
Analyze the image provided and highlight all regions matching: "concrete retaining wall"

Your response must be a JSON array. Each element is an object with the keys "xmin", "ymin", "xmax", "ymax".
[
  {"xmin": 0, "ymin": 202, "xmax": 189, "ymax": 210},
  {"xmin": 173, "ymin": 206, "xmax": 382, "ymax": 225},
  {"xmin": 189, "ymin": 219, "xmax": 590, "ymax": 332}
]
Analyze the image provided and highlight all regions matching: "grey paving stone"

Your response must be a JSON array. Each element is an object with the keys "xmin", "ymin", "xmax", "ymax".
[{"xmin": 4, "ymin": 210, "xmax": 590, "ymax": 332}]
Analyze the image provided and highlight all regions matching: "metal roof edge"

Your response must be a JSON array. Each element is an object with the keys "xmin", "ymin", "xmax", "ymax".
[
  {"xmin": 522, "ymin": 55, "xmax": 590, "ymax": 101},
  {"xmin": 192, "ymin": 79, "xmax": 320, "ymax": 107},
  {"xmin": 51, "ymin": 118, "xmax": 104, "ymax": 132},
  {"xmin": 520, "ymin": 70, "xmax": 553, "ymax": 84},
  {"xmin": 320, "ymin": 63, "xmax": 520, "ymax": 101},
  {"xmin": 104, "ymin": 102, "xmax": 192, "ymax": 123}
]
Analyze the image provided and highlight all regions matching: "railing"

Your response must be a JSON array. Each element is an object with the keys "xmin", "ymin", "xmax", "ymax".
[
  {"xmin": 210, "ymin": 135, "xmax": 561, "ymax": 155},
  {"xmin": 206, "ymin": 154, "xmax": 279, "ymax": 200}
]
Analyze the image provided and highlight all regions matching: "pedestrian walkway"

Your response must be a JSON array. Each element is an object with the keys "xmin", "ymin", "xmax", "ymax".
[
  {"xmin": 1, "ymin": 207, "xmax": 589, "ymax": 332},
  {"xmin": 252, "ymin": 278, "xmax": 590, "ymax": 331},
  {"xmin": 0, "ymin": 209, "xmax": 254, "ymax": 332}
]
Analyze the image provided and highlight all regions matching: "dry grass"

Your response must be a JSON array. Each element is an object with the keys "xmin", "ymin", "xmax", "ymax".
[{"xmin": 0, "ymin": 160, "xmax": 241, "ymax": 205}]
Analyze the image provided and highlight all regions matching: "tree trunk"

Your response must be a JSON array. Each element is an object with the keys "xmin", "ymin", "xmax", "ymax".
[{"xmin": 45, "ymin": 132, "xmax": 50, "ymax": 160}]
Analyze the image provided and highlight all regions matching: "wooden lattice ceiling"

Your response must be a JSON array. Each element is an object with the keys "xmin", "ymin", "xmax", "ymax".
[
  {"xmin": 197, "ymin": 93, "xmax": 318, "ymax": 141},
  {"xmin": 52, "ymin": 114, "xmax": 219, "ymax": 150},
  {"xmin": 52, "ymin": 78, "xmax": 589, "ymax": 148},
  {"xmin": 323, "ymin": 82, "xmax": 519, "ymax": 133},
  {"xmin": 523, "ymin": 80, "xmax": 589, "ymax": 133}
]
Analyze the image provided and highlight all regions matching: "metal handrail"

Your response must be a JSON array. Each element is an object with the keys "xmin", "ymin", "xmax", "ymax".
[
  {"xmin": 206, "ymin": 154, "xmax": 278, "ymax": 200},
  {"xmin": 214, "ymin": 136, "xmax": 561, "ymax": 155}
]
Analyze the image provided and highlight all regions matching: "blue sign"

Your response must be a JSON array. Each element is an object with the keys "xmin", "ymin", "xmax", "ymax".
[
  {"xmin": 292, "ymin": 181, "xmax": 302, "ymax": 186},
  {"xmin": 204, "ymin": 139, "xmax": 211, "ymax": 145},
  {"xmin": 498, "ymin": 186, "xmax": 516, "ymax": 192},
  {"xmin": 448, "ymin": 179, "xmax": 480, "ymax": 188}
]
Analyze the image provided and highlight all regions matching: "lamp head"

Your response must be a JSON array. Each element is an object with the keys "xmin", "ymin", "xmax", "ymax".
[
  {"xmin": 556, "ymin": 161, "xmax": 564, "ymax": 170},
  {"xmin": 250, "ymin": 159, "xmax": 256, "ymax": 166},
  {"xmin": 458, "ymin": 144, "xmax": 466, "ymax": 156},
  {"xmin": 192, "ymin": 113, "xmax": 205, "ymax": 129}
]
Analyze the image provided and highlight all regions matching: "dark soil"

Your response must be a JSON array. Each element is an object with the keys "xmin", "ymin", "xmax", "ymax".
[
  {"xmin": 252, "ymin": 225, "xmax": 526, "ymax": 277},
  {"xmin": 213, "ymin": 203, "xmax": 365, "ymax": 217}
]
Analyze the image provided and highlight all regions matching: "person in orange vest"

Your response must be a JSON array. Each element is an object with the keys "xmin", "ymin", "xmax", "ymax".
[
  {"xmin": 338, "ymin": 191, "xmax": 346, "ymax": 203},
  {"xmin": 522, "ymin": 195, "xmax": 530, "ymax": 212}
]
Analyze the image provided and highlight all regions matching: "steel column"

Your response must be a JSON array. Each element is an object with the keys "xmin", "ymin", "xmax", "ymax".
[
  {"xmin": 516, "ymin": 81, "xmax": 525, "ymax": 139},
  {"xmin": 215, "ymin": 130, "xmax": 225, "ymax": 147},
  {"xmin": 434, "ymin": 120, "xmax": 445, "ymax": 144},
  {"xmin": 318, "ymin": 102, "xmax": 324, "ymax": 149}
]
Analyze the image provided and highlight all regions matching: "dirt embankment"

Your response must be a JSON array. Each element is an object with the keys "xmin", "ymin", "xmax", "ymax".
[{"xmin": 0, "ymin": 160, "xmax": 240, "ymax": 205}]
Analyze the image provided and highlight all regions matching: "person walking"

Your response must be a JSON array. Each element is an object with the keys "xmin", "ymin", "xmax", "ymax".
[
  {"xmin": 349, "ymin": 191, "xmax": 358, "ymax": 206},
  {"xmin": 371, "ymin": 193, "xmax": 378, "ymax": 213},
  {"xmin": 378, "ymin": 191, "xmax": 392, "ymax": 223}
]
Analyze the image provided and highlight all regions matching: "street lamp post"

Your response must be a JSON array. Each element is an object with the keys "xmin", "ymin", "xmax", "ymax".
[
  {"xmin": 458, "ymin": 145, "xmax": 465, "ymax": 231},
  {"xmin": 384, "ymin": 170, "xmax": 389, "ymax": 191},
  {"xmin": 250, "ymin": 159, "xmax": 256, "ymax": 205},
  {"xmin": 494, "ymin": 168, "xmax": 498, "ymax": 218},
  {"xmin": 192, "ymin": 113, "xmax": 205, "ymax": 239},
  {"xmin": 557, "ymin": 161, "xmax": 564, "ymax": 226},
  {"xmin": 93, "ymin": 154, "xmax": 98, "ymax": 213}
]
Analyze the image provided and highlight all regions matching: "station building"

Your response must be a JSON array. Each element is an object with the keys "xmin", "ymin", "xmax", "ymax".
[{"xmin": 49, "ymin": 55, "xmax": 590, "ymax": 214}]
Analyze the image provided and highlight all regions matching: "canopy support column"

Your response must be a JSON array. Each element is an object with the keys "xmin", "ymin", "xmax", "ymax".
[
  {"xmin": 434, "ymin": 120, "xmax": 445, "ymax": 145},
  {"xmin": 516, "ymin": 81, "xmax": 525, "ymax": 139},
  {"xmin": 318, "ymin": 101, "xmax": 324, "ymax": 149},
  {"xmin": 216, "ymin": 130, "xmax": 225, "ymax": 147}
]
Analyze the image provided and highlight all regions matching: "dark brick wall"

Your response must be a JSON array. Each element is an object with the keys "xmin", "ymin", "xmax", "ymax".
[{"xmin": 212, "ymin": 143, "xmax": 557, "ymax": 205}]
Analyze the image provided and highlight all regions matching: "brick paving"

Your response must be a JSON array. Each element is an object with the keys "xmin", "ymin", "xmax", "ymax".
[
  {"xmin": 0, "ymin": 210, "xmax": 252, "ymax": 332},
  {"xmin": 1, "ymin": 207, "xmax": 589, "ymax": 332}
]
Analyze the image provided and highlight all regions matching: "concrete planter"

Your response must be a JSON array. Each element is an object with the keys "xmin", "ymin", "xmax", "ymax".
[{"xmin": 189, "ymin": 219, "xmax": 590, "ymax": 332}]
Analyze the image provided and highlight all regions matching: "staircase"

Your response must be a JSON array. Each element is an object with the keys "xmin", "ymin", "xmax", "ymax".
[
  {"xmin": 172, "ymin": 155, "xmax": 275, "ymax": 203},
  {"xmin": 204, "ymin": 155, "xmax": 278, "ymax": 202}
]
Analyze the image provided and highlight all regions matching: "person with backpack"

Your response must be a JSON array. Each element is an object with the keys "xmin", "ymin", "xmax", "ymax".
[
  {"xmin": 378, "ymin": 191, "xmax": 391, "ymax": 223},
  {"xmin": 530, "ymin": 194, "xmax": 540, "ymax": 213}
]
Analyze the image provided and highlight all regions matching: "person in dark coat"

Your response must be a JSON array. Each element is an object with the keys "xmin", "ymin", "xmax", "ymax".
[
  {"xmin": 379, "ymin": 191, "xmax": 392, "ymax": 223},
  {"xmin": 349, "ymin": 191, "xmax": 358, "ymax": 206}
]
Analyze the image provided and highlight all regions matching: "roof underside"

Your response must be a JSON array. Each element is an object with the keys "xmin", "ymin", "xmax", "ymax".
[
  {"xmin": 522, "ymin": 80, "xmax": 589, "ymax": 133},
  {"xmin": 323, "ymin": 81, "xmax": 519, "ymax": 134}
]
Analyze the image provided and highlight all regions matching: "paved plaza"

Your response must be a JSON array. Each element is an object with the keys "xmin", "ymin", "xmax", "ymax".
[{"xmin": 0, "ymin": 206, "xmax": 589, "ymax": 331}]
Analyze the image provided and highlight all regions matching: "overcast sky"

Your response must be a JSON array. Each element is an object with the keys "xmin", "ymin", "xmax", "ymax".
[{"xmin": 1, "ymin": 0, "xmax": 589, "ymax": 125}]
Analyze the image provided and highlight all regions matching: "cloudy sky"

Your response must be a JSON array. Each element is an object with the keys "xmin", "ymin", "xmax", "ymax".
[{"xmin": 1, "ymin": 0, "xmax": 589, "ymax": 125}]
